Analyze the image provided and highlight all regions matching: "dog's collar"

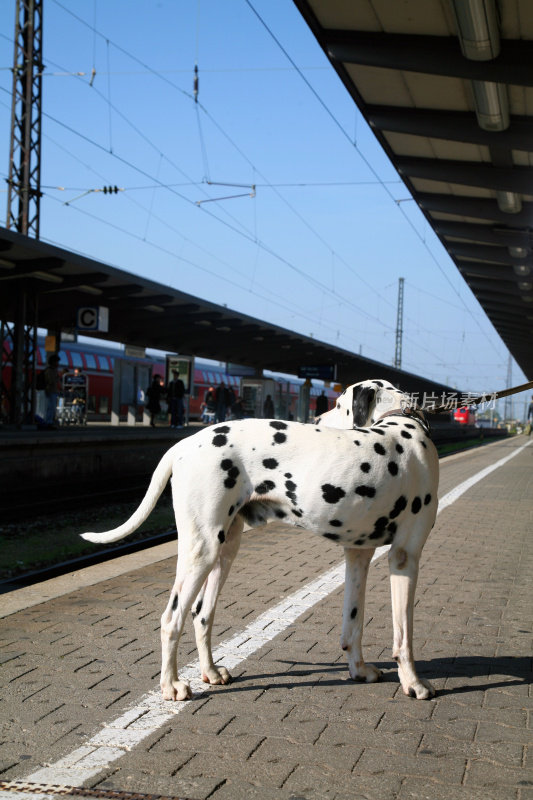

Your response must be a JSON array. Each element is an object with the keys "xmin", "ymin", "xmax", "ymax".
[{"xmin": 374, "ymin": 406, "xmax": 431, "ymax": 437}]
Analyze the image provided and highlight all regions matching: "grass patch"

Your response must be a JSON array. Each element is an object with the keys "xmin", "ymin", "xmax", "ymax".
[
  {"xmin": 436, "ymin": 437, "xmax": 489, "ymax": 456},
  {"xmin": 0, "ymin": 495, "xmax": 175, "ymax": 580}
]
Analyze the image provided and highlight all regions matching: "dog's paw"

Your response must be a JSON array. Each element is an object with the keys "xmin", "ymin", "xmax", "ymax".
[
  {"xmin": 349, "ymin": 662, "xmax": 382, "ymax": 683},
  {"xmin": 201, "ymin": 665, "xmax": 232, "ymax": 685},
  {"xmin": 401, "ymin": 677, "xmax": 436, "ymax": 700},
  {"xmin": 160, "ymin": 679, "xmax": 193, "ymax": 701}
]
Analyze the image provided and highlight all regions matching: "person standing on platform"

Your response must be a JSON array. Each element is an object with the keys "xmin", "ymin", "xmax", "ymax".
[
  {"xmin": 167, "ymin": 369, "xmax": 185, "ymax": 428},
  {"xmin": 146, "ymin": 375, "xmax": 163, "ymax": 427},
  {"xmin": 43, "ymin": 353, "xmax": 60, "ymax": 429},
  {"xmin": 315, "ymin": 390, "xmax": 329, "ymax": 417},
  {"xmin": 215, "ymin": 381, "xmax": 230, "ymax": 423},
  {"xmin": 263, "ymin": 393, "xmax": 275, "ymax": 418}
]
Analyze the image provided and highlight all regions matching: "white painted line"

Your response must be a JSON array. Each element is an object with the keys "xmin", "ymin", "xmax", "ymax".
[
  {"xmin": 438, "ymin": 439, "xmax": 531, "ymax": 512},
  {"xmin": 3, "ymin": 438, "xmax": 529, "ymax": 795}
]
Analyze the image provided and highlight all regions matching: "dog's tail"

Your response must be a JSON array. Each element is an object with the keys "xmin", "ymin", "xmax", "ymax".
[{"xmin": 80, "ymin": 447, "xmax": 175, "ymax": 545}]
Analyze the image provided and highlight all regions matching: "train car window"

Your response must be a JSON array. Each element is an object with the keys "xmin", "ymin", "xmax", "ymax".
[
  {"xmin": 99, "ymin": 395, "xmax": 109, "ymax": 414},
  {"xmin": 88, "ymin": 395, "xmax": 96, "ymax": 413},
  {"xmin": 84, "ymin": 354, "xmax": 97, "ymax": 370},
  {"xmin": 70, "ymin": 351, "xmax": 84, "ymax": 368}
]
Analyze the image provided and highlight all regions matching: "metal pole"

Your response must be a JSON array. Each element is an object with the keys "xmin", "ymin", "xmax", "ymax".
[{"xmin": 394, "ymin": 277, "xmax": 404, "ymax": 369}]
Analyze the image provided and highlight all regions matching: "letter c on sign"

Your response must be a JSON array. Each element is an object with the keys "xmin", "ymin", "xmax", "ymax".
[{"xmin": 77, "ymin": 307, "xmax": 97, "ymax": 329}]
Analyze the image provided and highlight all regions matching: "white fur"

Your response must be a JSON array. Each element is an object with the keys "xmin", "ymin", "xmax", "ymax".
[{"xmin": 82, "ymin": 379, "xmax": 438, "ymax": 701}]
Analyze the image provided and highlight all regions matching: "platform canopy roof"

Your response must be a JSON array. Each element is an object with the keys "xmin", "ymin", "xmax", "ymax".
[
  {"xmin": 294, "ymin": 0, "xmax": 533, "ymax": 380},
  {"xmin": 0, "ymin": 225, "xmax": 454, "ymax": 396}
]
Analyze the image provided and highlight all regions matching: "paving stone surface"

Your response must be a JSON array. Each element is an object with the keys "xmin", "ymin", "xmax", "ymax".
[{"xmin": 0, "ymin": 436, "xmax": 532, "ymax": 800}]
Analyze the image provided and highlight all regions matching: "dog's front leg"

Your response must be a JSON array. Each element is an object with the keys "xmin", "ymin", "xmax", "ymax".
[
  {"xmin": 388, "ymin": 544, "xmax": 435, "ymax": 699},
  {"xmin": 341, "ymin": 547, "xmax": 382, "ymax": 683}
]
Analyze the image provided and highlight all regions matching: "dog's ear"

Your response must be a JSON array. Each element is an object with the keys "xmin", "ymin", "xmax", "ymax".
[{"xmin": 351, "ymin": 385, "xmax": 376, "ymax": 427}]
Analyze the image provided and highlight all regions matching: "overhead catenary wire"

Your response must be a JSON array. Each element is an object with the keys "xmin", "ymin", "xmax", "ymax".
[
  {"xmin": 242, "ymin": 0, "xmax": 503, "ymax": 361},
  {"xmin": 1, "ymin": 7, "xmax": 501, "ymax": 381}
]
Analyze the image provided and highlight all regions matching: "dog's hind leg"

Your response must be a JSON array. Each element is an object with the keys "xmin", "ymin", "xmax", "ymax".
[
  {"xmin": 341, "ymin": 547, "xmax": 382, "ymax": 683},
  {"xmin": 192, "ymin": 516, "xmax": 244, "ymax": 686},
  {"xmin": 160, "ymin": 535, "xmax": 219, "ymax": 701},
  {"xmin": 388, "ymin": 540, "xmax": 435, "ymax": 700}
]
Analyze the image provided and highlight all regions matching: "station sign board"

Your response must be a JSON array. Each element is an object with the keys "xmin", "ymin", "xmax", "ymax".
[
  {"xmin": 76, "ymin": 306, "xmax": 109, "ymax": 332},
  {"xmin": 298, "ymin": 364, "xmax": 337, "ymax": 381}
]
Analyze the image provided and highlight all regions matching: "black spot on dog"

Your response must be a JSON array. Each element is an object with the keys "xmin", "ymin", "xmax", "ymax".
[
  {"xmin": 387, "ymin": 521, "xmax": 397, "ymax": 534},
  {"xmin": 201, "ymin": 617, "xmax": 206, "ymax": 626},
  {"xmin": 386, "ymin": 421, "xmax": 399, "ymax": 426},
  {"xmin": 315, "ymin": 427, "xmax": 321, "ymax": 432},
  {"xmin": 401, "ymin": 430, "xmax": 412, "ymax": 440},
  {"xmin": 192, "ymin": 598, "xmax": 203, "ymax": 618},
  {"xmin": 224, "ymin": 474, "xmax": 239, "ymax": 489},
  {"xmin": 373, "ymin": 380, "xmax": 384, "ymax": 387},
  {"xmin": 213, "ymin": 434, "xmax": 227, "ymax": 447},
  {"xmin": 360, "ymin": 462, "xmax": 371, "ymax": 473},
  {"xmin": 285, "ymin": 472, "xmax": 292, "ymax": 478},
  {"xmin": 369, "ymin": 516, "xmax": 388, "ymax": 539},
  {"xmin": 221, "ymin": 460, "xmax": 240, "ymax": 488},
  {"xmin": 354, "ymin": 538, "xmax": 366, "ymax": 546},
  {"xmin": 322, "ymin": 484, "xmax": 346, "ymax": 504},
  {"xmin": 373, "ymin": 428, "xmax": 386, "ymax": 435},
  {"xmin": 255, "ymin": 480, "xmax": 275, "ymax": 495},
  {"xmin": 262, "ymin": 458, "xmax": 278, "ymax": 469},
  {"xmin": 374, "ymin": 442, "xmax": 386, "ymax": 456},
  {"xmin": 329, "ymin": 519, "xmax": 343, "ymax": 527},
  {"xmin": 355, "ymin": 485, "xmax": 376, "ymax": 498},
  {"xmin": 420, "ymin": 440, "xmax": 427, "ymax": 448},
  {"xmin": 390, "ymin": 496, "xmax": 407, "ymax": 519},
  {"xmin": 292, "ymin": 509, "xmax": 303, "ymax": 517},
  {"xmin": 350, "ymin": 606, "xmax": 358, "ymax": 619},
  {"xmin": 273, "ymin": 432, "xmax": 287, "ymax": 444},
  {"xmin": 354, "ymin": 428, "xmax": 370, "ymax": 434},
  {"xmin": 275, "ymin": 510, "xmax": 287, "ymax": 519},
  {"xmin": 353, "ymin": 439, "xmax": 361, "ymax": 446},
  {"xmin": 171, "ymin": 594, "xmax": 178, "ymax": 612},
  {"xmin": 405, "ymin": 423, "xmax": 416, "ymax": 429},
  {"xmin": 218, "ymin": 530, "xmax": 225, "ymax": 543},
  {"xmin": 285, "ymin": 479, "xmax": 297, "ymax": 504},
  {"xmin": 228, "ymin": 505, "xmax": 235, "ymax": 516},
  {"xmin": 424, "ymin": 493, "xmax": 432, "ymax": 505},
  {"xmin": 346, "ymin": 409, "xmax": 350, "ymax": 415},
  {"xmin": 411, "ymin": 496, "xmax": 422, "ymax": 514},
  {"xmin": 214, "ymin": 426, "xmax": 230, "ymax": 434},
  {"xmin": 323, "ymin": 532, "xmax": 340, "ymax": 541},
  {"xmin": 270, "ymin": 421, "xmax": 288, "ymax": 430},
  {"xmin": 396, "ymin": 444, "xmax": 404, "ymax": 454},
  {"xmin": 388, "ymin": 461, "xmax": 399, "ymax": 476},
  {"xmin": 337, "ymin": 402, "xmax": 341, "ymax": 409}
]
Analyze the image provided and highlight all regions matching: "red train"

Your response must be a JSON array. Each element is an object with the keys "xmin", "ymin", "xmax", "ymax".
[
  {"xmin": 453, "ymin": 406, "xmax": 477, "ymax": 425},
  {"xmin": 2, "ymin": 336, "xmax": 339, "ymax": 422}
]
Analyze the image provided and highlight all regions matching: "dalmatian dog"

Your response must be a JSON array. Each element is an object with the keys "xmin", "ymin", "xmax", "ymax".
[{"xmin": 81, "ymin": 379, "xmax": 438, "ymax": 701}]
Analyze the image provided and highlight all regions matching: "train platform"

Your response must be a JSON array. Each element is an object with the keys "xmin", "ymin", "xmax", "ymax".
[{"xmin": 1, "ymin": 435, "xmax": 532, "ymax": 800}]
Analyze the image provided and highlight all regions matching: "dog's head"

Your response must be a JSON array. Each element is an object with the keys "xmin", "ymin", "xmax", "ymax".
[{"xmin": 316, "ymin": 379, "xmax": 407, "ymax": 429}]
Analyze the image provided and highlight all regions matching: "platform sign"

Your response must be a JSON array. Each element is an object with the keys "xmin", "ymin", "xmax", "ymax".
[
  {"xmin": 298, "ymin": 364, "xmax": 337, "ymax": 381},
  {"xmin": 76, "ymin": 306, "xmax": 109, "ymax": 332}
]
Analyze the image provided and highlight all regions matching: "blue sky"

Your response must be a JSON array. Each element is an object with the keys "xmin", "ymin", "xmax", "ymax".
[{"xmin": 0, "ymin": 0, "xmax": 529, "ymax": 414}]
